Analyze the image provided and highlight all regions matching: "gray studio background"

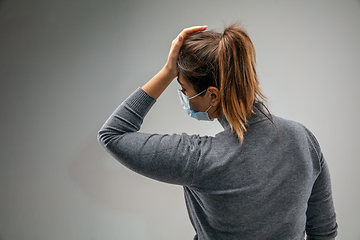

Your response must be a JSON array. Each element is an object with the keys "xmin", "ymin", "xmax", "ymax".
[{"xmin": 1, "ymin": 0, "xmax": 359, "ymax": 239}]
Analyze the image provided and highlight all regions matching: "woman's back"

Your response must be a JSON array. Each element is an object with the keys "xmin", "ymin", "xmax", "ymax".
[{"xmin": 183, "ymin": 107, "xmax": 336, "ymax": 239}]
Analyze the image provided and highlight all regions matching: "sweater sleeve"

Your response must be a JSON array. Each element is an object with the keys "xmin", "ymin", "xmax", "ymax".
[
  {"xmin": 97, "ymin": 87, "xmax": 201, "ymax": 186},
  {"xmin": 305, "ymin": 129, "xmax": 338, "ymax": 239}
]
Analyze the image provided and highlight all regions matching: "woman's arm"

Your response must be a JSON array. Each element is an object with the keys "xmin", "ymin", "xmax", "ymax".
[
  {"xmin": 305, "ymin": 154, "xmax": 338, "ymax": 239},
  {"xmin": 97, "ymin": 87, "xmax": 203, "ymax": 185},
  {"xmin": 97, "ymin": 26, "xmax": 208, "ymax": 185},
  {"xmin": 141, "ymin": 25, "xmax": 207, "ymax": 99}
]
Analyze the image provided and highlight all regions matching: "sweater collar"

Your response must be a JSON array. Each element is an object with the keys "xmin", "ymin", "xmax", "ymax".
[{"xmin": 218, "ymin": 105, "xmax": 270, "ymax": 130}]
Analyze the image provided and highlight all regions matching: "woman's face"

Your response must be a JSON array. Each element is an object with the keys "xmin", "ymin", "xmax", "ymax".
[{"xmin": 177, "ymin": 74, "xmax": 212, "ymax": 113}]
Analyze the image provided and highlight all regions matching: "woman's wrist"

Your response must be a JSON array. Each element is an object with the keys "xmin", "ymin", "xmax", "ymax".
[
  {"xmin": 163, "ymin": 62, "xmax": 178, "ymax": 80},
  {"xmin": 141, "ymin": 66, "xmax": 176, "ymax": 100},
  {"xmin": 161, "ymin": 64, "xmax": 177, "ymax": 80}
]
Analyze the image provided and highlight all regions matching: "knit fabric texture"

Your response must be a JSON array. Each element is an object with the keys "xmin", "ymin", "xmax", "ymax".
[{"xmin": 98, "ymin": 88, "xmax": 338, "ymax": 240}]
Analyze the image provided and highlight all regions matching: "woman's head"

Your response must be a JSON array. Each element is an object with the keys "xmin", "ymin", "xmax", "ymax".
[{"xmin": 177, "ymin": 23, "xmax": 267, "ymax": 142}]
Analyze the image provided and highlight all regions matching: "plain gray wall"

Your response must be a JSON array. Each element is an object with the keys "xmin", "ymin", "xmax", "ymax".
[{"xmin": 1, "ymin": 0, "xmax": 359, "ymax": 239}]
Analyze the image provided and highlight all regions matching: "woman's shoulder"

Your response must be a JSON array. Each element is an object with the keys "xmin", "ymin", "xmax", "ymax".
[
  {"xmin": 272, "ymin": 114, "xmax": 322, "ymax": 152},
  {"xmin": 272, "ymin": 114, "xmax": 314, "ymax": 135}
]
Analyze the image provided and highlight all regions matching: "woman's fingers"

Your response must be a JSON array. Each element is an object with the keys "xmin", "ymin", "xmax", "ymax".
[
  {"xmin": 171, "ymin": 25, "xmax": 208, "ymax": 46},
  {"xmin": 165, "ymin": 25, "xmax": 208, "ymax": 78},
  {"xmin": 178, "ymin": 25, "xmax": 208, "ymax": 41},
  {"xmin": 173, "ymin": 25, "xmax": 208, "ymax": 50}
]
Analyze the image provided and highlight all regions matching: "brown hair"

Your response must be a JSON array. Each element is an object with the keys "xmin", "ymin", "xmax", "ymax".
[{"xmin": 177, "ymin": 23, "xmax": 272, "ymax": 142}]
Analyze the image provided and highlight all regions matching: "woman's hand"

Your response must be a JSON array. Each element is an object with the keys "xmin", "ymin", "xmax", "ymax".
[
  {"xmin": 164, "ymin": 25, "xmax": 208, "ymax": 79},
  {"xmin": 142, "ymin": 25, "xmax": 208, "ymax": 99}
]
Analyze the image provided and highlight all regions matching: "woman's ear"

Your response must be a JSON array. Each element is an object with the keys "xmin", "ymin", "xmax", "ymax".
[{"xmin": 207, "ymin": 87, "xmax": 221, "ymax": 106}]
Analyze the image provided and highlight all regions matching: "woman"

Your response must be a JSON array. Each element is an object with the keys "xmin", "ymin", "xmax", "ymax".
[{"xmin": 98, "ymin": 24, "xmax": 338, "ymax": 240}]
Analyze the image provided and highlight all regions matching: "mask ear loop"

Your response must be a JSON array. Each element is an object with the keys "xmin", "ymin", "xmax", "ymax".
[
  {"xmin": 189, "ymin": 89, "xmax": 207, "ymax": 100},
  {"xmin": 205, "ymin": 105, "xmax": 212, "ymax": 113}
]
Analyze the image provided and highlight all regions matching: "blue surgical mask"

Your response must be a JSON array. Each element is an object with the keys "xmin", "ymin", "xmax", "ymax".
[{"xmin": 178, "ymin": 89, "xmax": 214, "ymax": 121}]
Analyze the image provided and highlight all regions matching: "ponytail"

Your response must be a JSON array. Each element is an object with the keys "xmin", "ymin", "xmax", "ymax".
[
  {"xmin": 218, "ymin": 24, "xmax": 267, "ymax": 142},
  {"xmin": 177, "ymin": 24, "xmax": 272, "ymax": 143}
]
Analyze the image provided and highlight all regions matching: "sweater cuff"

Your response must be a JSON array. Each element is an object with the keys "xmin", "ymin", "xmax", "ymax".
[{"xmin": 125, "ymin": 87, "xmax": 156, "ymax": 117}]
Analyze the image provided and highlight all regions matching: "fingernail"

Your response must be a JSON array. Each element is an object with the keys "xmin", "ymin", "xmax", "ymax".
[{"xmin": 178, "ymin": 36, "xmax": 183, "ymax": 42}]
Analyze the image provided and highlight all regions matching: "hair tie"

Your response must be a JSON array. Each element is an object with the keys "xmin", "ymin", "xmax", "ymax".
[{"xmin": 219, "ymin": 34, "xmax": 224, "ymax": 40}]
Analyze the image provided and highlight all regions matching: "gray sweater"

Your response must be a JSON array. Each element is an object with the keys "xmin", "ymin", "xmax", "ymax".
[{"xmin": 98, "ymin": 88, "xmax": 338, "ymax": 240}]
